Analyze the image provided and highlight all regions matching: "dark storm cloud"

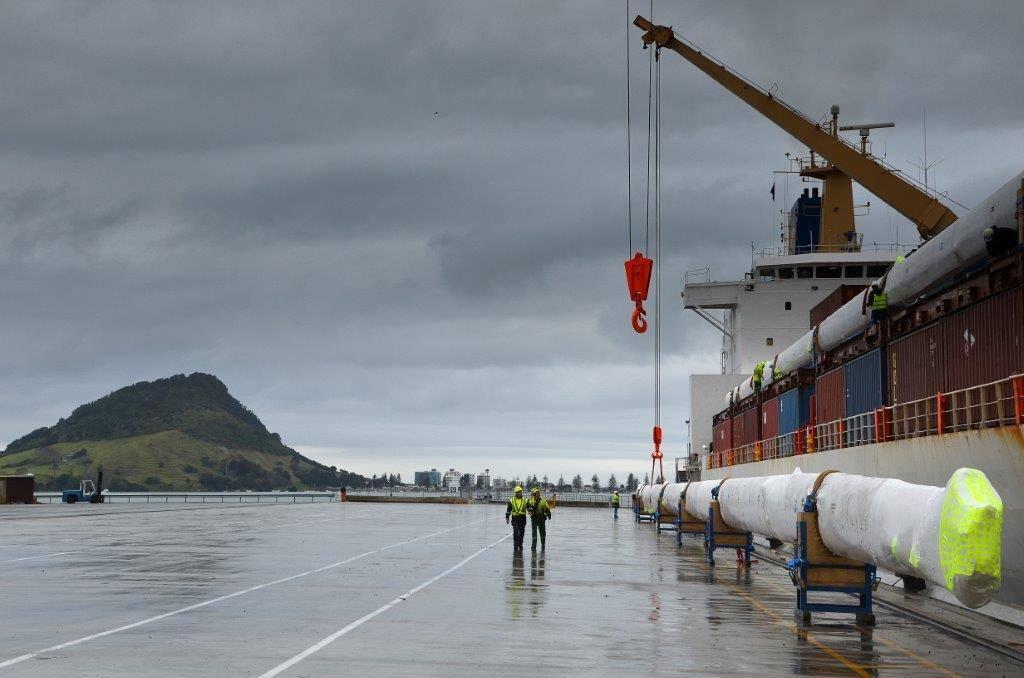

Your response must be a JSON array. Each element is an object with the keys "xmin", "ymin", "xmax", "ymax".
[{"xmin": 0, "ymin": 1, "xmax": 1020, "ymax": 479}]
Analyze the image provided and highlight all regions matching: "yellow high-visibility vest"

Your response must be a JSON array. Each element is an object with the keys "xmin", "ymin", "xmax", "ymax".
[{"xmin": 508, "ymin": 496, "xmax": 527, "ymax": 516}]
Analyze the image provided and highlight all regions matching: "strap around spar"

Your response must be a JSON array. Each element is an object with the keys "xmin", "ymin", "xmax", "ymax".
[
  {"xmin": 711, "ymin": 477, "xmax": 728, "ymax": 500},
  {"xmin": 810, "ymin": 469, "xmax": 840, "ymax": 502}
]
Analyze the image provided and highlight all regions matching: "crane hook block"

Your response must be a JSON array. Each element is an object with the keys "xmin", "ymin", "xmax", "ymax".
[
  {"xmin": 651, "ymin": 425, "xmax": 663, "ymax": 459},
  {"xmin": 625, "ymin": 251, "xmax": 654, "ymax": 334}
]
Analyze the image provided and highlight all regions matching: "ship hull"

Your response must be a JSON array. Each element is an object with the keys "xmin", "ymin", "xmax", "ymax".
[{"xmin": 701, "ymin": 425, "xmax": 1024, "ymax": 609}]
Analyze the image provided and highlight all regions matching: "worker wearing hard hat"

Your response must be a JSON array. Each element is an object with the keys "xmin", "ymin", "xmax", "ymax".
[
  {"xmin": 506, "ymin": 486, "xmax": 528, "ymax": 551},
  {"xmin": 868, "ymin": 283, "xmax": 889, "ymax": 323},
  {"xmin": 611, "ymin": 490, "xmax": 621, "ymax": 519},
  {"xmin": 526, "ymin": 487, "xmax": 552, "ymax": 551}
]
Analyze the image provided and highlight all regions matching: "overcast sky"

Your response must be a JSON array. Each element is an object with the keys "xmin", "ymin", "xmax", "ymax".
[{"xmin": 1, "ymin": 1, "xmax": 1021, "ymax": 483}]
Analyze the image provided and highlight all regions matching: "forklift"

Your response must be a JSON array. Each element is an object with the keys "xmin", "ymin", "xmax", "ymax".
[{"xmin": 62, "ymin": 470, "xmax": 105, "ymax": 504}]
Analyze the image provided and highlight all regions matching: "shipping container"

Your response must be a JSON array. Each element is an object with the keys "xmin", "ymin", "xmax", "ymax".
[
  {"xmin": 843, "ymin": 348, "xmax": 884, "ymax": 446},
  {"xmin": 739, "ymin": 406, "xmax": 760, "ymax": 446},
  {"xmin": 815, "ymin": 366, "xmax": 845, "ymax": 424},
  {"xmin": 712, "ymin": 419, "xmax": 732, "ymax": 453},
  {"xmin": 889, "ymin": 322, "xmax": 945, "ymax": 404},
  {"xmin": 730, "ymin": 413, "xmax": 744, "ymax": 449},
  {"xmin": 761, "ymin": 396, "xmax": 780, "ymax": 440},
  {"xmin": 942, "ymin": 286, "xmax": 1024, "ymax": 391},
  {"xmin": 809, "ymin": 284, "xmax": 869, "ymax": 329},
  {"xmin": 778, "ymin": 386, "xmax": 813, "ymax": 434},
  {"xmin": 844, "ymin": 348, "xmax": 885, "ymax": 416}
]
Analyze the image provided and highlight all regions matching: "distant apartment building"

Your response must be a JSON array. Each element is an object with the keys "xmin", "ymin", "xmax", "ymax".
[
  {"xmin": 491, "ymin": 477, "xmax": 508, "ymax": 489},
  {"xmin": 442, "ymin": 468, "xmax": 461, "ymax": 491},
  {"xmin": 415, "ymin": 469, "xmax": 441, "ymax": 488},
  {"xmin": 476, "ymin": 469, "xmax": 491, "ymax": 488}
]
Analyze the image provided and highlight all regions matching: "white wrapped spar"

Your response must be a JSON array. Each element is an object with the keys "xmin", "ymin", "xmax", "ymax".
[
  {"xmin": 656, "ymin": 469, "xmax": 1003, "ymax": 608},
  {"xmin": 636, "ymin": 483, "xmax": 667, "ymax": 515}
]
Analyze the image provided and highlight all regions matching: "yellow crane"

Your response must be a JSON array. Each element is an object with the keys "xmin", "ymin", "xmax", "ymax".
[{"xmin": 633, "ymin": 16, "xmax": 958, "ymax": 244}]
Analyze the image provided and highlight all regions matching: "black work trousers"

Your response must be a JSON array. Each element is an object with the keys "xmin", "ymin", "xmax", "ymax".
[
  {"xmin": 531, "ymin": 518, "xmax": 546, "ymax": 548},
  {"xmin": 511, "ymin": 515, "xmax": 527, "ymax": 549}
]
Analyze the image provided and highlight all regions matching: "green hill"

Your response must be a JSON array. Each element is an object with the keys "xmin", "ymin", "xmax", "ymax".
[{"xmin": 0, "ymin": 373, "xmax": 367, "ymax": 491}]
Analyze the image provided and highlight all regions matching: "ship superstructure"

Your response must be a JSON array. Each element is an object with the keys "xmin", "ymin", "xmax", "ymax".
[{"xmin": 685, "ymin": 245, "xmax": 903, "ymax": 471}]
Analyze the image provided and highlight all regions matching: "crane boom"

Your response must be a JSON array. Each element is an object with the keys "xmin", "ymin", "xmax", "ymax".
[{"xmin": 634, "ymin": 16, "xmax": 958, "ymax": 239}]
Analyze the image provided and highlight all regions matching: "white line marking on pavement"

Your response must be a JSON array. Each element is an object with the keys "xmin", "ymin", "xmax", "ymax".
[
  {"xmin": 0, "ymin": 516, "xmax": 499, "ymax": 670},
  {"xmin": 0, "ymin": 551, "xmax": 77, "ymax": 564},
  {"xmin": 0, "ymin": 538, "xmax": 77, "ymax": 549},
  {"xmin": 257, "ymin": 533, "xmax": 511, "ymax": 678}
]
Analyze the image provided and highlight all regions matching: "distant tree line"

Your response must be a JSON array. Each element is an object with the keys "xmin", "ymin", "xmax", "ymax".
[{"xmin": 505, "ymin": 472, "xmax": 638, "ymax": 492}]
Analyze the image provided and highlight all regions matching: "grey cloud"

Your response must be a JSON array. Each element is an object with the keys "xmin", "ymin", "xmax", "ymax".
[{"xmin": 0, "ymin": 1, "xmax": 1020, "ymax": 481}]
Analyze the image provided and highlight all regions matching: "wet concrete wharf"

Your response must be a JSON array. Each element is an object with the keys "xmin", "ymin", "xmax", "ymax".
[{"xmin": 0, "ymin": 501, "xmax": 1021, "ymax": 676}]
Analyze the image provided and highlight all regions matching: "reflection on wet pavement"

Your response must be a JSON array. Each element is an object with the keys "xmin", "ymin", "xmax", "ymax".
[{"xmin": 0, "ymin": 501, "xmax": 1019, "ymax": 676}]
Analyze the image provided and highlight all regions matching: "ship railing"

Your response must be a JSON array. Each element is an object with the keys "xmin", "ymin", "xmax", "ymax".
[
  {"xmin": 704, "ymin": 374, "xmax": 1024, "ymax": 470},
  {"xmin": 753, "ymin": 242, "xmax": 913, "ymax": 258},
  {"xmin": 684, "ymin": 267, "xmax": 711, "ymax": 285}
]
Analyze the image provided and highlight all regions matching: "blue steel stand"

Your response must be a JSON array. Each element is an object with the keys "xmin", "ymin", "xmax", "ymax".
[
  {"xmin": 635, "ymin": 501, "xmax": 654, "ymax": 524},
  {"xmin": 705, "ymin": 485, "xmax": 754, "ymax": 567},
  {"xmin": 786, "ymin": 492, "xmax": 877, "ymax": 626},
  {"xmin": 656, "ymin": 509, "xmax": 677, "ymax": 534},
  {"xmin": 655, "ymin": 487, "xmax": 677, "ymax": 535},
  {"xmin": 675, "ymin": 498, "xmax": 705, "ymax": 546}
]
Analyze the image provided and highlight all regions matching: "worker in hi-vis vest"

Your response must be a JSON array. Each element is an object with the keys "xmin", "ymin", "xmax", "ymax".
[
  {"xmin": 611, "ymin": 490, "xmax": 621, "ymax": 519},
  {"xmin": 506, "ymin": 486, "xmax": 528, "ymax": 550},
  {"xmin": 868, "ymin": 283, "xmax": 889, "ymax": 323},
  {"xmin": 752, "ymin": 361, "xmax": 765, "ymax": 391},
  {"xmin": 526, "ymin": 487, "xmax": 551, "ymax": 550}
]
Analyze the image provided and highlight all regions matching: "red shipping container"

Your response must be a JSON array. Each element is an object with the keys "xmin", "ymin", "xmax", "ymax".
[
  {"xmin": 889, "ymin": 322, "xmax": 945, "ymax": 404},
  {"xmin": 942, "ymin": 287, "xmax": 1024, "ymax": 391},
  {"xmin": 712, "ymin": 419, "xmax": 732, "ymax": 453},
  {"xmin": 815, "ymin": 366, "xmax": 845, "ymax": 424},
  {"xmin": 761, "ymin": 396, "xmax": 780, "ymax": 440}
]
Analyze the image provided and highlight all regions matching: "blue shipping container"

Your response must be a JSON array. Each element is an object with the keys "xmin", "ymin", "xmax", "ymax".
[
  {"xmin": 778, "ymin": 386, "xmax": 813, "ymax": 435},
  {"xmin": 843, "ymin": 348, "xmax": 885, "ymax": 416}
]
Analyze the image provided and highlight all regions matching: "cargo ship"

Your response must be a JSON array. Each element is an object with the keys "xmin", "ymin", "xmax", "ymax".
[
  {"xmin": 626, "ymin": 19, "xmax": 1024, "ymax": 617},
  {"xmin": 683, "ymin": 173, "xmax": 1024, "ymax": 616}
]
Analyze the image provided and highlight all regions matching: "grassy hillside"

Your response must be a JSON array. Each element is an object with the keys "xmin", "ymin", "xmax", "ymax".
[
  {"xmin": 1, "ymin": 373, "xmax": 368, "ymax": 491},
  {"xmin": 0, "ymin": 431, "xmax": 344, "ymax": 491}
]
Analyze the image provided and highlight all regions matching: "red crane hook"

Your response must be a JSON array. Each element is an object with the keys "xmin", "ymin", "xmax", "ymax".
[
  {"xmin": 632, "ymin": 302, "xmax": 648, "ymax": 333},
  {"xmin": 624, "ymin": 252, "xmax": 654, "ymax": 334}
]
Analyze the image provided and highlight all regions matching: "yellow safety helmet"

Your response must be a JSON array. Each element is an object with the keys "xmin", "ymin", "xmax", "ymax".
[
  {"xmin": 531, "ymin": 487, "xmax": 540, "ymax": 495},
  {"xmin": 514, "ymin": 485, "xmax": 523, "ymax": 492}
]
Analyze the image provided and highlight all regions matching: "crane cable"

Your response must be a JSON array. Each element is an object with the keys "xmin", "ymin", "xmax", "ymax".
[
  {"xmin": 625, "ymin": 1, "xmax": 664, "ymax": 485},
  {"xmin": 624, "ymin": 1, "xmax": 653, "ymax": 335},
  {"xmin": 643, "ymin": 0, "xmax": 664, "ymax": 485},
  {"xmin": 625, "ymin": 0, "xmax": 632, "ymax": 256},
  {"xmin": 651, "ymin": 34, "xmax": 664, "ymax": 485}
]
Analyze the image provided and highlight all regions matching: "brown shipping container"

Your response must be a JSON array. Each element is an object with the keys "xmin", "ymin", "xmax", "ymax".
[
  {"xmin": 942, "ymin": 286, "xmax": 1024, "ymax": 391},
  {"xmin": 0, "ymin": 475, "xmax": 35, "ymax": 504},
  {"xmin": 815, "ymin": 366, "xmax": 845, "ymax": 424},
  {"xmin": 810, "ymin": 285, "xmax": 869, "ymax": 329},
  {"xmin": 889, "ymin": 322, "xmax": 945, "ymax": 404},
  {"xmin": 735, "ymin": 406, "xmax": 760, "ymax": 446},
  {"xmin": 761, "ymin": 396, "xmax": 780, "ymax": 440},
  {"xmin": 712, "ymin": 419, "xmax": 732, "ymax": 452},
  {"xmin": 731, "ymin": 413, "xmax": 745, "ymax": 448}
]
